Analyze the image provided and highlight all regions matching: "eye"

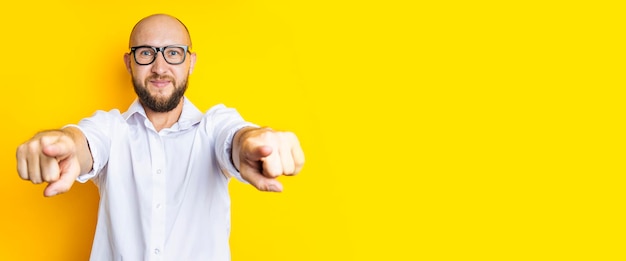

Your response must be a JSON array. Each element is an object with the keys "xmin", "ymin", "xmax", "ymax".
[
  {"xmin": 167, "ymin": 50, "xmax": 180, "ymax": 56},
  {"xmin": 136, "ymin": 48, "xmax": 155, "ymax": 56}
]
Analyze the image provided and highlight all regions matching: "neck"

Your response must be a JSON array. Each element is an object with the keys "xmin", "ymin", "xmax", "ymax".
[{"xmin": 143, "ymin": 98, "xmax": 184, "ymax": 132}]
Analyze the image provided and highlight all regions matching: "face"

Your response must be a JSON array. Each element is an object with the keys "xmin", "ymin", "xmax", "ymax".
[{"xmin": 124, "ymin": 15, "xmax": 196, "ymax": 113}]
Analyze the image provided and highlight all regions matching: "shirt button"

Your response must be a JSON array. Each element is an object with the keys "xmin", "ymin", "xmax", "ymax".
[
  {"xmin": 154, "ymin": 248, "xmax": 160, "ymax": 255},
  {"xmin": 156, "ymin": 169, "xmax": 162, "ymax": 174},
  {"xmin": 156, "ymin": 204, "xmax": 161, "ymax": 209}
]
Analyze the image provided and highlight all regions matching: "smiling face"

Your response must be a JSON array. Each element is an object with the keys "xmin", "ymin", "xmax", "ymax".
[{"xmin": 124, "ymin": 14, "xmax": 196, "ymax": 113}]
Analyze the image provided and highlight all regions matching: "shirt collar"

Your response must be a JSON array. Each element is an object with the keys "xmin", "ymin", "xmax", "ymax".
[{"xmin": 122, "ymin": 96, "xmax": 203, "ymax": 131}]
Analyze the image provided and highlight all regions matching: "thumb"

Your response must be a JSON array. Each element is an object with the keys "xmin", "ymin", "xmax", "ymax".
[
  {"xmin": 43, "ymin": 157, "xmax": 80, "ymax": 197},
  {"xmin": 41, "ymin": 135, "xmax": 73, "ymax": 159},
  {"xmin": 240, "ymin": 164, "xmax": 284, "ymax": 192},
  {"xmin": 246, "ymin": 174, "xmax": 284, "ymax": 192},
  {"xmin": 44, "ymin": 171, "xmax": 77, "ymax": 197}
]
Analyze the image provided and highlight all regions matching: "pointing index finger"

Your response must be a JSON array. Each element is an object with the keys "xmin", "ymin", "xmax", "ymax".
[
  {"xmin": 41, "ymin": 135, "xmax": 73, "ymax": 159},
  {"xmin": 247, "ymin": 145, "xmax": 273, "ymax": 162}
]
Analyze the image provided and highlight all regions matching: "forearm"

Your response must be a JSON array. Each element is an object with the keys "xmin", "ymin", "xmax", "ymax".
[{"xmin": 62, "ymin": 126, "xmax": 94, "ymax": 174}]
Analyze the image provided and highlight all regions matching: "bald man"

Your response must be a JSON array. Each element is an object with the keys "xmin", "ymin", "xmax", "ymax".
[{"xmin": 16, "ymin": 14, "xmax": 304, "ymax": 260}]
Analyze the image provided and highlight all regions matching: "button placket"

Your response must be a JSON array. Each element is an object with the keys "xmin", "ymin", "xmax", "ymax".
[{"xmin": 149, "ymin": 131, "xmax": 166, "ymax": 260}]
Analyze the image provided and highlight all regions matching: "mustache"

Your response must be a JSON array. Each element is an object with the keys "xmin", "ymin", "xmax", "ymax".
[{"xmin": 147, "ymin": 75, "xmax": 175, "ymax": 81}]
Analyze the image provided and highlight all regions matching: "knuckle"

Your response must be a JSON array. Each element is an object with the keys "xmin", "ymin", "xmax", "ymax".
[
  {"xmin": 269, "ymin": 167, "xmax": 283, "ymax": 177},
  {"xmin": 277, "ymin": 132, "xmax": 288, "ymax": 142},
  {"xmin": 18, "ymin": 171, "xmax": 28, "ymax": 180},
  {"xmin": 283, "ymin": 163, "xmax": 295, "ymax": 175},
  {"xmin": 16, "ymin": 144, "xmax": 25, "ymax": 157},
  {"xmin": 29, "ymin": 172, "xmax": 42, "ymax": 184},
  {"xmin": 42, "ymin": 174, "xmax": 55, "ymax": 183},
  {"xmin": 27, "ymin": 141, "xmax": 40, "ymax": 153},
  {"xmin": 281, "ymin": 131, "xmax": 296, "ymax": 142},
  {"xmin": 59, "ymin": 134, "xmax": 74, "ymax": 145},
  {"xmin": 294, "ymin": 162, "xmax": 304, "ymax": 174}
]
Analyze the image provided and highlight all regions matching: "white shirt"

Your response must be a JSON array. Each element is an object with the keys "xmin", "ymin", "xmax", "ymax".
[{"xmin": 73, "ymin": 97, "xmax": 253, "ymax": 261}]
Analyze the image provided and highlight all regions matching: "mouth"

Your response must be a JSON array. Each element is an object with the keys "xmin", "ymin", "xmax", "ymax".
[
  {"xmin": 149, "ymin": 79, "xmax": 171, "ymax": 88},
  {"xmin": 146, "ymin": 75, "xmax": 175, "ymax": 88}
]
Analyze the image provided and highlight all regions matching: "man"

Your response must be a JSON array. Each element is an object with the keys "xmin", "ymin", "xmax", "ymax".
[{"xmin": 15, "ymin": 14, "xmax": 304, "ymax": 260}]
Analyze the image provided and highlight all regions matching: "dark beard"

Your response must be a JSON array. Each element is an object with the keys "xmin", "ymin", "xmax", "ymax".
[{"xmin": 132, "ymin": 75, "xmax": 188, "ymax": 113}]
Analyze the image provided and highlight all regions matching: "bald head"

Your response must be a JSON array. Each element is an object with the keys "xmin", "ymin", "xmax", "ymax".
[{"xmin": 129, "ymin": 14, "xmax": 192, "ymax": 49}]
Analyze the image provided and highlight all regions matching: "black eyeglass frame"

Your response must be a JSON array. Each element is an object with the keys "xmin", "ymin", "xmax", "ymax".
[{"xmin": 130, "ymin": 45, "xmax": 190, "ymax": 65}]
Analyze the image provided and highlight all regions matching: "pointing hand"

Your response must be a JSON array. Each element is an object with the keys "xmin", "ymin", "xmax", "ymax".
[
  {"xmin": 233, "ymin": 128, "xmax": 305, "ymax": 192},
  {"xmin": 16, "ymin": 129, "xmax": 84, "ymax": 197}
]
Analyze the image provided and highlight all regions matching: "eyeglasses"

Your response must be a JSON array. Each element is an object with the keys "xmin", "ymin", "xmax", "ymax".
[{"xmin": 130, "ymin": 45, "xmax": 190, "ymax": 65}]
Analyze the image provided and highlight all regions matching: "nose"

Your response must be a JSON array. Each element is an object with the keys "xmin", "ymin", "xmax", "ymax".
[{"xmin": 151, "ymin": 51, "xmax": 168, "ymax": 75}]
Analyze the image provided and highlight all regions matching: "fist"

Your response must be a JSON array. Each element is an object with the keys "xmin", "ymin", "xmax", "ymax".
[
  {"xmin": 233, "ymin": 127, "xmax": 305, "ymax": 192},
  {"xmin": 16, "ymin": 130, "xmax": 82, "ymax": 197}
]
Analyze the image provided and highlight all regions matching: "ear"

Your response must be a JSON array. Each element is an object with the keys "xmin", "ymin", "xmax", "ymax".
[
  {"xmin": 188, "ymin": 52, "xmax": 197, "ymax": 74},
  {"xmin": 124, "ymin": 53, "xmax": 132, "ymax": 74}
]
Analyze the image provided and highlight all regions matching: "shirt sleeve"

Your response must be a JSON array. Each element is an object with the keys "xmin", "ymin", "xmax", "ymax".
[
  {"xmin": 205, "ymin": 104, "xmax": 257, "ymax": 183},
  {"xmin": 70, "ymin": 109, "xmax": 121, "ymax": 183}
]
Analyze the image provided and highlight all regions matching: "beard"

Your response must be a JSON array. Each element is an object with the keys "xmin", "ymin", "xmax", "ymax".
[{"xmin": 132, "ymin": 74, "xmax": 188, "ymax": 113}]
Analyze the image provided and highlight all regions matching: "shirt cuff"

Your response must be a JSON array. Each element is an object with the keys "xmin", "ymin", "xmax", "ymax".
[
  {"xmin": 63, "ymin": 124, "xmax": 100, "ymax": 183},
  {"xmin": 217, "ymin": 123, "xmax": 258, "ymax": 183}
]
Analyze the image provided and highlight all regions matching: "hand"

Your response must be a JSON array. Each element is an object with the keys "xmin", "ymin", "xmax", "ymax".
[
  {"xmin": 233, "ymin": 127, "xmax": 305, "ymax": 192},
  {"xmin": 16, "ymin": 130, "xmax": 82, "ymax": 197}
]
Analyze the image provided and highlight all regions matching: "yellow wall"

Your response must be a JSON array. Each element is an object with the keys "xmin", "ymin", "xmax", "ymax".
[{"xmin": 1, "ymin": 0, "xmax": 624, "ymax": 260}]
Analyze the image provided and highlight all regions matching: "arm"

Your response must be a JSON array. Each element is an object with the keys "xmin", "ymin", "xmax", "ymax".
[
  {"xmin": 16, "ymin": 126, "xmax": 93, "ymax": 197},
  {"xmin": 231, "ymin": 127, "xmax": 305, "ymax": 192}
]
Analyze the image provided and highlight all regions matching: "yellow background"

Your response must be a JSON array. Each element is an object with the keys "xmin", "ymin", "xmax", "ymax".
[{"xmin": 1, "ymin": 0, "xmax": 624, "ymax": 260}]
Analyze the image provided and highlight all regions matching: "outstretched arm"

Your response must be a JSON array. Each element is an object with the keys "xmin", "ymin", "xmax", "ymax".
[
  {"xmin": 232, "ymin": 127, "xmax": 305, "ymax": 192},
  {"xmin": 16, "ymin": 126, "xmax": 93, "ymax": 197}
]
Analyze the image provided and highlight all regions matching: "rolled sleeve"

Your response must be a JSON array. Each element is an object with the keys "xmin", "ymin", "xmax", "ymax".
[
  {"xmin": 207, "ymin": 104, "xmax": 257, "ymax": 183},
  {"xmin": 71, "ymin": 110, "xmax": 119, "ymax": 183}
]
